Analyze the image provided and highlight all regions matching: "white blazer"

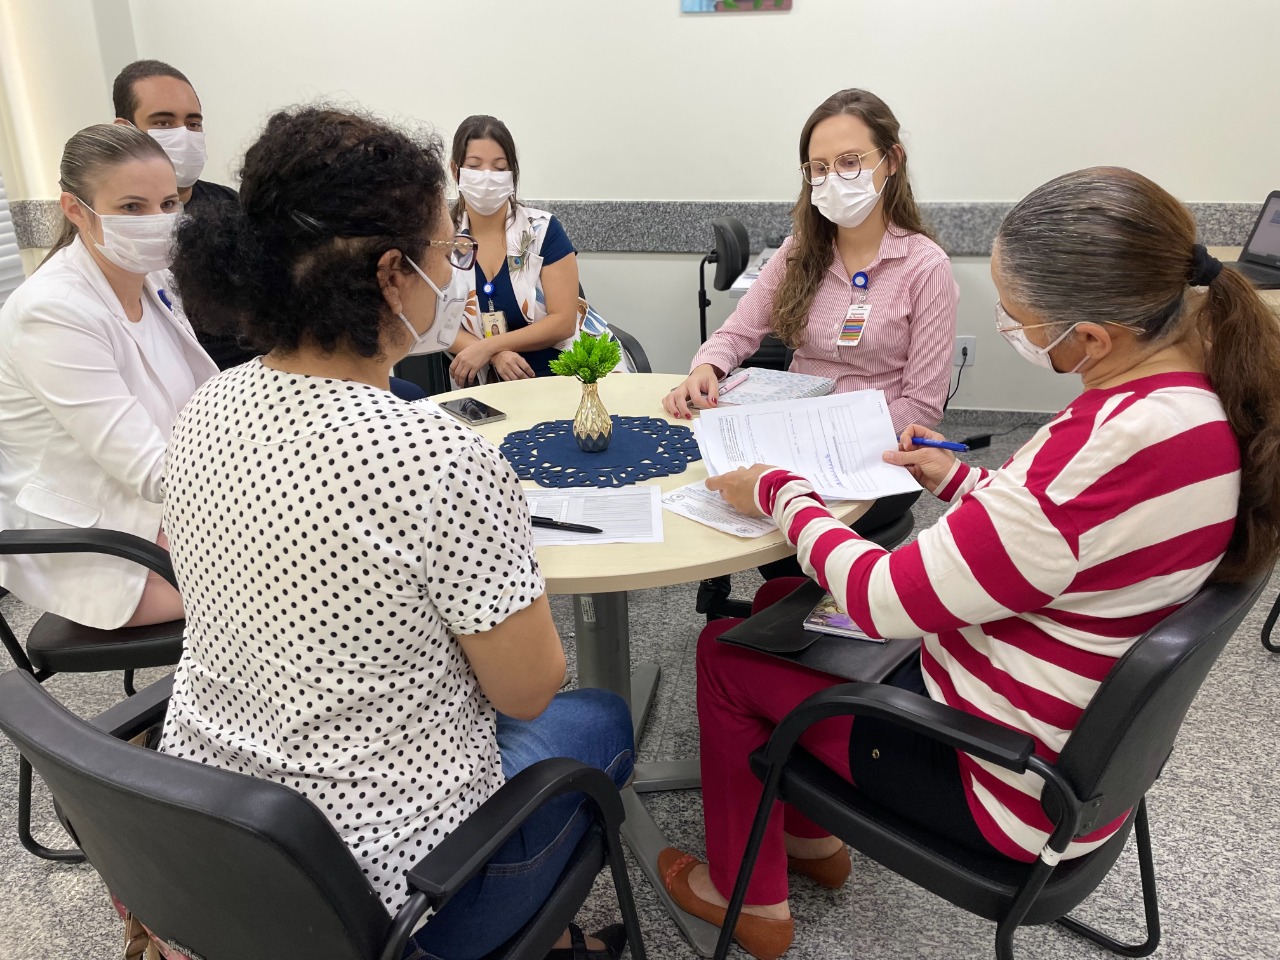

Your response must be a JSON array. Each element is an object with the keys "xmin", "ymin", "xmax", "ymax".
[{"xmin": 0, "ymin": 238, "xmax": 217, "ymax": 628}]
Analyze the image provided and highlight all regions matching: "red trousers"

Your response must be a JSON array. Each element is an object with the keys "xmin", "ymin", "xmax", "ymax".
[{"xmin": 697, "ymin": 578, "xmax": 857, "ymax": 904}]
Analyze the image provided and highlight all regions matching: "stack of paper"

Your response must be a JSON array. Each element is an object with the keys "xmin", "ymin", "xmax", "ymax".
[
  {"xmin": 717, "ymin": 367, "xmax": 835, "ymax": 406},
  {"xmin": 661, "ymin": 480, "xmax": 778, "ymax": 539},
  {"xmin": 693, "ymin": 390, "xmax": 920, "ymax": 501},
  {"xmin": 522, "ymin": 487, "xmax": 663, "ymax": 545}
]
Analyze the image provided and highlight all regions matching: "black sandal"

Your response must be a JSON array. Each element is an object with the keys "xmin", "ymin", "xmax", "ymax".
[{"xmin": 543, "ymin": 922, "xmax": 627, "ymax": 960}]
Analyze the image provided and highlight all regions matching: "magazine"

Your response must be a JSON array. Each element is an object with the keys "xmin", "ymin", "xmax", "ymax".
[{"xmin": 803, "ymin": 593, "xmax": 885, "ymax": 643}]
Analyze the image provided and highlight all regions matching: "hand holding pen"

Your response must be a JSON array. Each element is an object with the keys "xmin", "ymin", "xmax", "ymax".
[{"xmin": 880, "ymin": 424, "xmax": 965, "ymax": 496}]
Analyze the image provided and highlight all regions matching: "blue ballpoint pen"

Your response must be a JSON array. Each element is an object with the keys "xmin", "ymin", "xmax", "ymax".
[{"xmin": 912, "ymin": 437, "xmax": 970, "ymax": 453}]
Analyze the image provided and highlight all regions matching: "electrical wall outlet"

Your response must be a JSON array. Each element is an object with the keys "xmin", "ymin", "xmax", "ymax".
[{"xmin": 953, "ymin": 336, "xmax": 977, "ymax": 368}]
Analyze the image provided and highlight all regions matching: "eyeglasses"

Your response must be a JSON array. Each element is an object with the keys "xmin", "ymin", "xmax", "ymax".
[
  {"xmin": 429, "ymin": 235, "xmax": 478, "ymax": 270},
  {"xmin": 800, "ymin": 148, "xmax": 883, "ymax": 186},
  {"xmin": 995, "ymin": 301, "xmax": 1145, "ymax": 334}
]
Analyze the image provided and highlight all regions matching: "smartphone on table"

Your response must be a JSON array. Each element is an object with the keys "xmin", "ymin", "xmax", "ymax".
[{"xmin": 439, "ymin": 397, "xmax": 507, "ymax": 426}]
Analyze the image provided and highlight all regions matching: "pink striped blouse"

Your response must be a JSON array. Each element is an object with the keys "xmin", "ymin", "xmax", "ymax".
[
  {"xmin": 693, "ymin": 230, "xmax": 959, "ymax": 433},
  {"xmin": 752, "ymin": 372, "xmax": 1240, "ymax": 860}
]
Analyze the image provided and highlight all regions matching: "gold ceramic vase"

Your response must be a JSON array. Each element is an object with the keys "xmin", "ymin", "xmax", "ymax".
[{"xmin": 573, "ymin": 382, "xmax": 612, "ymax": 452}]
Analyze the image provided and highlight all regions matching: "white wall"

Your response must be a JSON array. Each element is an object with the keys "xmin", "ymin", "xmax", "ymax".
[
  {"xmin": 4, "ymin": 0, "xmax": 1276, "ymax": 410},
  {"xmin": 119, "ymin": 0, "xmax": 1279, "ymax": 204}
]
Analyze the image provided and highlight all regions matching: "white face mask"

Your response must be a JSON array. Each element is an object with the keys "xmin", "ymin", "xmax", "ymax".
[
  {"xmin": 809, "ymin": 155, "xmax": 888, "ymax": 229},
  {"xmin": 75, "ymin": 197, "xmax": 178, "ymax": 274},
  {"xmin": 994, "ymin": 302, "xmax": 1088, "ymax": 374},
  {"xmin": 457, "ymin": 169, "xmax": 514, "ymax": 217},
  {"xmin": 147, "ymin": 128, "xmax": 207, "ymax": 188},
  {"xmin": 398, "ymin": 256, "xmax": 468, "ymax": 354}
]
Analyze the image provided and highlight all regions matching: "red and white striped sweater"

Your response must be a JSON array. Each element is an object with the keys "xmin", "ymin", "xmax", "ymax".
[{"xmin": 754, "ymin": 372, "xmax": 1240, "ymax": 860}]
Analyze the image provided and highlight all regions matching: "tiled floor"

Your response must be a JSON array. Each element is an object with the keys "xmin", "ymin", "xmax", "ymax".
[{"xmin": 2, "ymin": 411, "xmax": 1279, "ymax": 959}]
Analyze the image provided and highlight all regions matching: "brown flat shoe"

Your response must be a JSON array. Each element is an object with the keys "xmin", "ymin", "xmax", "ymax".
[
  {"xmin": 658, "ymin": 847, "xmax": 794, "ymax": 960},
  {"xmin": 787, "ymin": 844, "xmax": 851, "ymax": 889}
]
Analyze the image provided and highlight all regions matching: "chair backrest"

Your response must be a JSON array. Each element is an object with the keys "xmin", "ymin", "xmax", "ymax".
[
  {"xmin": 711, "ymin": 217, "xmax": 750, "ymax": 291},
  {"xmin": 606, "ymin": 323, "xmax": 652, "ymax": 373},
  {"xmin": 1053, "ymin": 571, "xmax": 1269, "ymax": 833},
  {"xmin": 0, "ymin": 670, "xmax": 391, "ymax": 960}
]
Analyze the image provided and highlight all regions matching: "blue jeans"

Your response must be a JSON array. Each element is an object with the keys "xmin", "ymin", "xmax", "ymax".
[{"xmin": 406, "ymin": 688, "xmax": 634, "ymax": 960}]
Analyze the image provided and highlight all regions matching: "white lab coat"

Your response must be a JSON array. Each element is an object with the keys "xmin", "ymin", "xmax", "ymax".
[{"xmin": 0, "ymin": 237, "xmax": 217, "ymax": 628}]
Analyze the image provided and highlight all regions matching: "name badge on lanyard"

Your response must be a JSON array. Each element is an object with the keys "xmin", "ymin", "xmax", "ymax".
[
  {"xmin": 480, "ymin": 281, "xmax": 507, "ymax": 338},
  {"xmin": 836, "ymin": 272, "xmax": 871, "ymax": 346}
]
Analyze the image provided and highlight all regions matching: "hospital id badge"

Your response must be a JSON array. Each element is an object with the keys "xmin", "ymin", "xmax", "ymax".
[
  {"xmin": 837, "ymin": 304, "xmax": 872, "ymax": 346},
  {"xmin": 480, "ymin": 311, "xmax": 507, "ymax": 338}
]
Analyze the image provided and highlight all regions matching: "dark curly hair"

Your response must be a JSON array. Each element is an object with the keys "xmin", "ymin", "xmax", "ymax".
[{"xmin": 171, "ymin": 106, "xmax": 447, "ymax": 358}]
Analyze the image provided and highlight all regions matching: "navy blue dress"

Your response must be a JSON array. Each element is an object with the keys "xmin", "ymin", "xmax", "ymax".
[{"xmin": 472, "ymin": 215, "xmax": 576, "ymax": 377}]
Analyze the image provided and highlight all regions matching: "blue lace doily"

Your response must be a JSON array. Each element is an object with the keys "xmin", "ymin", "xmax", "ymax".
[{"xmin": 500, "ymin": 416, "xmax": 700, "ymax": 488}]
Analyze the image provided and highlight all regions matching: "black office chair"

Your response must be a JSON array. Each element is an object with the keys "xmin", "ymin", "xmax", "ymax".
[
  {"xmin": 607, "ymin": 322, "xmax": 652, "ymax": 374},
  {"xmin": 0, "ymin": 528, "xmax": 184, "ymax": 861},
  {"xmin": 698, "ymin": 217, "xmax": 751, "ymax": 344},
  {"xmin": 1261, "ymin": 590, "xmax": 1279, "ymax": 652},
  {"xmin": 394, "ymin": 352, "xmax": 453, "ymax": 396},
  {"xmin": 714, "ymin": 570, "xmax": 1270, "ymax": 960},
  {"xmin": 0, "ymin": 668, "xmax": 647, "ymax": 960}
]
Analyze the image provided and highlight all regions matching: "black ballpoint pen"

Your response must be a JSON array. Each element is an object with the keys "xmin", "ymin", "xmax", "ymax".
[{"xmin": 531, "ymin": 515, "xmax": 604, "ymax": 534}]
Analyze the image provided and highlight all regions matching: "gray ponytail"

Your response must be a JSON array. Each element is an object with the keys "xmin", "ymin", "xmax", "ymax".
[{"xmin": 994, "ymin": 166, "xmax": 1198, "ymax": 342}]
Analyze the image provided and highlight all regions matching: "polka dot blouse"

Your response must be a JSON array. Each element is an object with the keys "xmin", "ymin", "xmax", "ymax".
[{"xmin": 158, "ymin": 359, "xmax": 544, "ymax": 911}]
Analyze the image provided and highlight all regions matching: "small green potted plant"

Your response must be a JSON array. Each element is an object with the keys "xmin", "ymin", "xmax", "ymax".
[{"xmin": 549, "ymin": 332, "xmax": 622, "ymax": 452}]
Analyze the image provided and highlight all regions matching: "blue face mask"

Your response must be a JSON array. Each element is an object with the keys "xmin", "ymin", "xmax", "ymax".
[{"xmin": 398, "ymin": 257, "xmax": 467, "ymax": 355}]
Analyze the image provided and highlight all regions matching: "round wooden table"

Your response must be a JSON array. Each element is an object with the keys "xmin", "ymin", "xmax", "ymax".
[{"xmin": 434, "ymin": 372, "xmax": 870, "ymax": 956}]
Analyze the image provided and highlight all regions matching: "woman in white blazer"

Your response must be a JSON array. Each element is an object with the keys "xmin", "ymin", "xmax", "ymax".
[{"xmin": 0, "ymin": 124, "xmax": 217, "ymax": 629}]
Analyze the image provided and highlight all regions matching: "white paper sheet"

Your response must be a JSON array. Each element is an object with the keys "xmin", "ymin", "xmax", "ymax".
[
  {"xmin": 661, "ymin": 480, "xmax": 778, "ymax": 538},
  {"xmin": 694, "ymin": 390, "xmax": 921, "ymax": 501},
  {"xmin": 523, "ymin": 486, "xmax": 663, "ymax": 545}
]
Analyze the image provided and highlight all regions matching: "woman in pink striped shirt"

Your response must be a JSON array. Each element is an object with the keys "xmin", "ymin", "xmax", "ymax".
[{"xmin": 658, "ymin": 167, "xmax": 1280, "ymax": 960}]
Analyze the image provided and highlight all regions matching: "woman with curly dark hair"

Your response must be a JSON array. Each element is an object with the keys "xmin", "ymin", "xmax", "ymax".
[{"xmin": 159, "ymin": 107, "xmax": 633, "ymax": 960}]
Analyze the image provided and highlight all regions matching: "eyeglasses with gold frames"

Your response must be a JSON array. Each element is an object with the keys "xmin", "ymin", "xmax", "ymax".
[
  {"xmin": 429, "ymin": 235, "xmax": 478, "ymax": 270},
  {"xmin": 800, "ymin": 148, "xmax": 883, "ymax": 186}
]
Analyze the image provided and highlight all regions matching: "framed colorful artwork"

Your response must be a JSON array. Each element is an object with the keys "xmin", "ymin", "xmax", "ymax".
[{"xmin": 682, "ymin": 1, "xmax": 793, "ymax": 12}]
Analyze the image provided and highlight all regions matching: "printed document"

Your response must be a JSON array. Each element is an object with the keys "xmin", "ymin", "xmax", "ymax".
[
  {"xmin": 662, "ymin": 480, "xmax": 778, "ymax": 538},
  {"xmin": 694, "ymin": 390, "xmax": 921, "ymax": 501},
  {"xmin": 524, "ymin": 486, "xmax": 663, "ymax": 545}
]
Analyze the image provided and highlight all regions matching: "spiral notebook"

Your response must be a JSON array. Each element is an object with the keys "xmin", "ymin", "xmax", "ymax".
[
  {"xmin": 718, "ymin": 580, "xmax": 919, "ymax": 683},
  {"xmin": 716, "ymin": 367, "xmax": 836, "ymax": 406}
]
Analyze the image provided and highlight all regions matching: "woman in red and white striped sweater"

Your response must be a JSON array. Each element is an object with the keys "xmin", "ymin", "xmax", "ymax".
[{"xmin": 659, "ymin": 167, "xmax": 1280, "ymax": 960}]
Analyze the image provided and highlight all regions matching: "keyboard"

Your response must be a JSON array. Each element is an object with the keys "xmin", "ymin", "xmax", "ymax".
[{"xmin": 1227, "ymin": 260, "xmax": 1280, "ymax": 290}]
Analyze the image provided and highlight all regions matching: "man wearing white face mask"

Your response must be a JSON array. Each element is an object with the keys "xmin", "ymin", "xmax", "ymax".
[
  {"xmin": 446, "ymin": 115, "xmax": 582, "ymax": 386},
  {"xmin": 0, "ymin": 124, "xmax": 217, "ymax": 631},
  {"xmin": 111, "ymin": 59, "xmax": 237, "ymax": 214},
  {"xmin": 110, "ymin": 59, "xmax": 259, "ymax": 371}
]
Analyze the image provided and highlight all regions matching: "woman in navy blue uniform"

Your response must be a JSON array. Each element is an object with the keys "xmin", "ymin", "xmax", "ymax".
[{"xmin": 447, "ymin": 115, "xmax": 581, "ymax": 385}]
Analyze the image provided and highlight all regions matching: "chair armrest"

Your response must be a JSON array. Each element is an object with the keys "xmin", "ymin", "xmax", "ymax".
[
  {"xmin": 767, "ymin": 684, "xmax": 1092, "ymax": 856},
  {"xmin": 766, "ymin": 682, "xmax": 1037, "ymax": 773},
  {"xmin": 90, "ymin": 674, "xmax": 174, "ymax": 741},
  {"xmin": 403, "ymin": 757, "xmax": 624, "ymax": 909},
  {"xmin": 0, "ymin": 529, "xmax": 176, "ymax": 589}
]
